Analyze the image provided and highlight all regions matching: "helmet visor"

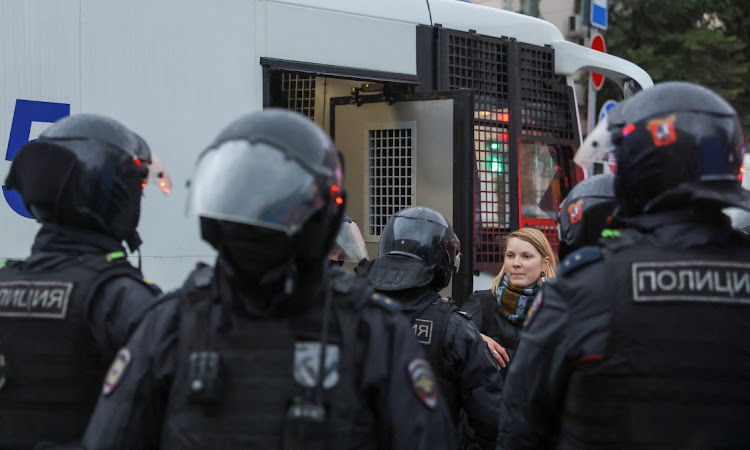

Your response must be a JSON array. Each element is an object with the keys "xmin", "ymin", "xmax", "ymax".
[
  {"xmin": 329, "ymin": 219, "xmax": 369, "ymax": 263},
  {"xmin": 143, "ymin": 153, "xmax": 172, "ymax": 195},
  {"xmin": 574, "ymin": 117, "xmax": 616, "ymax": 171},
  {"xmin": 380, "ymin": 215, "xmax": 451, "ymax": 263},
  {"xmin": 187, "ymin": 140, "xmax": 327, "ymax": 235}
]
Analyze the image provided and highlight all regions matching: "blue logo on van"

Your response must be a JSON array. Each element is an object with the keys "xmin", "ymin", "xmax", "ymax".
[{"xmin": 3, "ymin": 100, "xmax": 70, "ymax": 218}]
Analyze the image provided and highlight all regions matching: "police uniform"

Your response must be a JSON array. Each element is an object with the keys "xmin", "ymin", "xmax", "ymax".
[
  {"xmin": 0, "ymin": 224, "xmax": 160, "ymax": 448},
  {"xmin": 386, "ymin": 286, "xmax": 503, "ymax": 450},
  {"xmin": 83, "ymin": 262, "xmax": 457, "ymax": 449},
  {"xmin": 497, "ymin": 210, "xmax": 750, "ymax": 449}
]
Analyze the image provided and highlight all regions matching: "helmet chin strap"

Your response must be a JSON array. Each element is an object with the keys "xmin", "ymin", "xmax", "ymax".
[{"xmin": 125, "ymin": 231, "xmax": 143, "ymax": 271}]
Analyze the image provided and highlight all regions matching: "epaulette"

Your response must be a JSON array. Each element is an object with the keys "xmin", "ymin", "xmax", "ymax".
[
  {"xmin": 456, "ymin": 310, "xmax": 473, "ymax": 320},
  {"xmin": 141, "ymin": 277, "xmax": 163, "ymax": 295},
  {"xmin": 367, "ymin": 292, "xmax": 401, "ymax": 313},
  {"xmin": 558, "ymin": 245, "xmax": 602, "ymax": 277}
]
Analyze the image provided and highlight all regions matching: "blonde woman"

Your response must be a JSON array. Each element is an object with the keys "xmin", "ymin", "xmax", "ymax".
[{"xmin": 463, "ymin": 227, "xmax": 557, "ymax": 377}]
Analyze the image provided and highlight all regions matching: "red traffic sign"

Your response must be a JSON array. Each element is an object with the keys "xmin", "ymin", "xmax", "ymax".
[{"xmin": 590, "ymin": 34, "xmax": 606, "ymax": 90}]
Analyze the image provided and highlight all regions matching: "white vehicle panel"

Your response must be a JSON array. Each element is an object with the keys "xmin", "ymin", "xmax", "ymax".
[
  {"xmin": 1, "ymin": 0, "xmax": 80, "ymax": 259},
  {"xmin": 266, "ymin": 2, "xmax": 420, "ymax": 76}
]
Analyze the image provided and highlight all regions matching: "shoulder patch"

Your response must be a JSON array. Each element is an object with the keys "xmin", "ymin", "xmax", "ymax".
[
  {"xmin": 558, "ymin": 246, "xmax": 602, "ymax": 277},
  {"xmin": 368, "ymin": 292, "xmax": 401, "ymax": 313},
  {"xmin": 407, "ymin": 357, "xmax": 438, "ymax": 409},
  {"xmin": 102, "ymin": 347, "xmax": 132, "ymax": 396},
  {"xmin": 455, "ymin": 310, "xmax": 473, "ymax": 320}
]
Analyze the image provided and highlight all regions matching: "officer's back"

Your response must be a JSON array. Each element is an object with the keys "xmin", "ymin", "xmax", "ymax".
[
  {"xmin": 498, "ymin": 81, "xmax": 750, "ymax": 449},
  {"xmin": 359, "ymin": 206, "xmax": 502, "ymax": 450},
  {"xmin": 0, "ymin": 114, "xmax": 164, "ymax": 448},
  {"xmin": 82, "ymin": 109, "xmax": 456, "ymax": 449}
]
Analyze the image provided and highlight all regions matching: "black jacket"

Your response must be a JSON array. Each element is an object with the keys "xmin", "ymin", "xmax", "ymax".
[
  {"xmin": 497, "ymin": 209, "xmax": 750, "ymax": 449},
  {"xmin": 386, "ymin": 286, "xmax": 503, "ymax": 450},
  {"xmin": 82, "ymin": 261, "xmax": 457, "ymax": 450},
  {"xmin": 463, "ymin": 289, "xmax": 522, "ymax": 379},
  {"xmin": 0, "ymin": 224, "xmax": 160, "ymax": 449}
]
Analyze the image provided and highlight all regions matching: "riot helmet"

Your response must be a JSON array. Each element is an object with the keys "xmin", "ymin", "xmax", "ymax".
[
  {"xmin": 557, "ymin": 174, "xmax": 616, "ymax": 260},
  {"xmin": 329, "ymin": 215, "xmax": 368, "ymax": 266},
  {"xmin": 188, "ymin": 108, "xmax": 345, "ymax": 276},
  {"xmin": 575, "ymin": 81, "xmax": 748, "ymax": 217},
  {"xmin": 366, "ymin": 206, "xmax": 460, "ymax": 291},
  {"xmin": 4, "ymin": 114, "xmax": 169, "ymax": 250}
]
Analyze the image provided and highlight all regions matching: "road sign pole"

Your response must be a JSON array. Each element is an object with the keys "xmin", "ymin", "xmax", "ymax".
[{"xmin": 587, "ymin": 73, "xmax": 597, "ymax": 133}]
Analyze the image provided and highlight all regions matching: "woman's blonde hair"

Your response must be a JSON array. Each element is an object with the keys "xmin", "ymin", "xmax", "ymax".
[{"xmin": 490, "ymin": 227, "xmax": 557, "ymax": 295}]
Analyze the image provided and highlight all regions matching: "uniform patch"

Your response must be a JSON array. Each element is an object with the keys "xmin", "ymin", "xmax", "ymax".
[
  {"xmin": 0, "ymin": 281, "xmax": 73, "ymax": 319},
  {"xmin": 632, "ymin": 261, "xmax": 750, "ymax": 304},
  {"xmin": 103, "ymin": 348, "xmax": 131, "ymax": 395},
  {"xmin": 293, "ymin": 341, "xmax": 340, "ymax": 389},
  {"xmin": 647, "ymin": 114, "xmax": 677, "ymax": 147},
  {"xmin": 568, "ymin": 199, "xmax": 584, "ymax": 223},
  {"xmin": 407, "ymin": 357, "xmax": 438, "ymax": 409},
  {"xmin": 523, "ymin": 290, "xmax": 544, "ymax": 329},
  {"xmin": 411, "ymin": 318, "xmax": 434, "ymax": 344}
]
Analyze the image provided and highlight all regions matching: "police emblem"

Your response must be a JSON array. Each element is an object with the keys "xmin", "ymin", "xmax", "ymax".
[
  {"xmin": 102, "ymin": 347, "xmax": 131, "ymax": 395},
  {"xmin": 407, "ymin": 357, "xmax": 438, "ymax": 409},
  {"xmin": 568, "ymin": 199, "xmax": 584, "ymax": 223},
  {"xmin": 647, "ymin": 114, "xmax": 677, "ymax": 147}
]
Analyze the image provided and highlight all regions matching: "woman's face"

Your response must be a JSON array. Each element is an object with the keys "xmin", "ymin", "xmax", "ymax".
[{"xmin": 503, "ymin": 237, "xmax": 549, "ymax": 288}]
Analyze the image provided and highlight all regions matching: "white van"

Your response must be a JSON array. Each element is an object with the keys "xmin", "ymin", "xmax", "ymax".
[{"xmin": 0, "ymin": 0, "xmax": 652, "ymax": 301}]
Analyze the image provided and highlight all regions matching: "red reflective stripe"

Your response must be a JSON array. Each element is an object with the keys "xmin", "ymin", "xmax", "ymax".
[{"xmin": 571, "ymin": 354, "xmax": 603, "ymax": 367}]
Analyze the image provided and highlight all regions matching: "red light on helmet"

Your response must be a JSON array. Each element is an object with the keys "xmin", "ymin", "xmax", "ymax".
[
  {"xmin": 330, "ymin": 184, "xmax": 343, "ymax": 205},
  {"xmin": 622, "ymin": 123, "xmax": 636, "ymax": 137},
  {"xmin": 133, "ymin": 158, "xmax": 143, "ymax": 167}
]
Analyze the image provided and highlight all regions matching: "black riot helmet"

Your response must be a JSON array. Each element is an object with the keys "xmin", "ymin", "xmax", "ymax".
[
  {"xmin": 557, "ymin": 173, "xmax": 616, "ymax": 260},
  {"xmin": 188, "ymin": 108, "xmax": 345, "ymax": 277},
  {"xmin": 576, "ymin": 81, "xmax": 748, "ymax": 217},
  {"xmin": 329, "ymin": 215, "xmax": 368, "ymax": 266},
  {"xmin": 4, "ymin": 113, "xmax": 162, "ymax": 251},
  {"xmin": 366, "ymin": 206, "xmax": 461, "ymax": 291}
]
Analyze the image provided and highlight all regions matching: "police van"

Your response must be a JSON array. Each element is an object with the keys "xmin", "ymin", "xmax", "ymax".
[{"xmin": 0, "ymin": 0, "xmax": 652, "ymax": 302}]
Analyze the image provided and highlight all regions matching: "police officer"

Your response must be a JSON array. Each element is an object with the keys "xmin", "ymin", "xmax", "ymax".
[
  {"xmin": 357, "ymin": 206, "xmax": 502, "ymax": 450},
  {"xmin": 497, "ymin": 81, "xmax": 750, "ymax": 448},
  {"xmin": 556, "ymin": 173, "xmax": 616, "ymax": 261},
  {"xmin": 82, "ymin": 109, "xmax": 456, "ymax": 449},
  {"xmin": 0, "ymin": 114, "xmax": 164, "ymax": 448}
]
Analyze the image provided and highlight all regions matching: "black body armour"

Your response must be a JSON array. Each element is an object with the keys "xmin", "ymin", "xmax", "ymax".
[
  {"xmin": 406, "ymin": 293, "xmax": 461, "ymax": 425},
  {"xmin": 161, "ymin": 265, "xmax": 377, "ymax": 450},
  {"xmin": 559, "ymin": 229, "xmax": 750, "ymax": 448},
  {"xmin": 0, "ymin": 254, "xmax": 149, "ymax": 448}
]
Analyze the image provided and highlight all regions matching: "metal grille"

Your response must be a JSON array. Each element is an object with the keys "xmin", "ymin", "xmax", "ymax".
[
  {"xmin": 281, "ymin": 73, "xmax": 316, "ymax": 119},
  {"xmin": 473, "ymin": 115, "xmax": 510, "ymax": 266},
  {"xmin": 367, "ymin": 127, "xmax": 415, "ymax": 237},
  {"xmin": 440, "ymin": 29, "xmax": 577, "ymax": 269},
  {"xmin": 518, "ymin": 44, "xmax": 575, "ymax": 144},
  {"xmin": 445, "ymin": 33, "xmax": 509, "ymax": 104},
  {"xmin": 442, "ymin": 30, "xmax": 512, "ymax": 272}
]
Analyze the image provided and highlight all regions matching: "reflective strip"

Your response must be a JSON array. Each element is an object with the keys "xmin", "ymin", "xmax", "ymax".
[{"xmin": 106, "ymin": 251, "xmax": 125, "ymax": 262}]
